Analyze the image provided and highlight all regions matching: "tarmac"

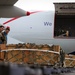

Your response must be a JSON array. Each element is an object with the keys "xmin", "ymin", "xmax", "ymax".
[
  {"xmin": 0, "ymin": 62, "xmax": 75, "ymax": 75},
  {"xmin": 52, "ymin": 71, "xmax": 75, "ymax": 75},
  {"xmin": 59, "ymin": 72, "xmax": 75, "ymax": 75}
]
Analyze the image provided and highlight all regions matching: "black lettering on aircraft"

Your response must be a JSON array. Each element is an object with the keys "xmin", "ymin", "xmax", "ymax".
[{"xmin": 44, "ymin": 22, "xmax": 52, "ymax": 26}]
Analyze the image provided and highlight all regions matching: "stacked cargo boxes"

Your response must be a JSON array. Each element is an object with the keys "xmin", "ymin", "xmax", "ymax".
[
  {"xmin": 0, "ymin": 44, "xmax": 6, "ymax": 61},
  {"xmin": 64, "ymin": 54, "xmax": 75, "ymax": 67},
  {"xmin": 1, "ymin": 44, "xmax": 75, "ymax": 67},
  {"xmin": 1, "ymin": 43, "xmax": 60, "ymax": 66}
]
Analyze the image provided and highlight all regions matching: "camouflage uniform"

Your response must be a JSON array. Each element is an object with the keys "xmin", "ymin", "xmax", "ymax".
[
  {"xmin": 60, "ymin": 49, "xmax": 65, "ymax": 67},
  {"xmin": 0, "ymin": 32, "xmax": 6, "ymax": 44}
]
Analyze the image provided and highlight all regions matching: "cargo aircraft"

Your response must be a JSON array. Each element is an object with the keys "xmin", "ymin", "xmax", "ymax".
[{"xmin": 0, "ymin": 0, "xmax": 75, "ymax": 54}]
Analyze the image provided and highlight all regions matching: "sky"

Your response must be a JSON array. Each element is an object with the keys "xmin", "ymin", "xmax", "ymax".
[{"xmin": 15, "ymin": 0, "xmax": 75, "ymax": 11}]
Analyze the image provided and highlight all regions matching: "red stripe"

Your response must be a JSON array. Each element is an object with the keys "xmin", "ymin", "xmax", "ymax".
[
  {"xmin": 3, "ymin": 17, "xmax": 20, "ymax": 25},
  {"xmin": 3, "ymin": 11, "xmax": 42, "ymax": 25},
  {"xmin": 30, "ymin": 11, "xmax": 42, "ymax": 14}
]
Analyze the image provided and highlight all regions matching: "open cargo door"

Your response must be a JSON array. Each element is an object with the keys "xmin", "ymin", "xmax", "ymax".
[{"xmin": 54, "ymin": 3, "xmax": 75, "ymax": 38}]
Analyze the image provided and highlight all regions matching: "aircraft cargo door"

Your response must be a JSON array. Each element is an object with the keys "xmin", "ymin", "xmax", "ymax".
[{"xmin": 54, "ymin": 3, "xmax": 75, "ymax": 39}]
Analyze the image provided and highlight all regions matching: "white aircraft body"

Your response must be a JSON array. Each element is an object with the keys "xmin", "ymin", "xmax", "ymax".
[{"xmin": 0, "ymin": 2, "xmax": 75, "ymax": 54}]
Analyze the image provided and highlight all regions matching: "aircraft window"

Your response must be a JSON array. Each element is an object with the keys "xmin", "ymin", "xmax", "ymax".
[{"xmin": 54, "ymin": 15, "xmax": 75, "ymax": 39}]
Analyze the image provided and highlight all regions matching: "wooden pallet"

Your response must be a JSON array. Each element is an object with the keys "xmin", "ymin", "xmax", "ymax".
[{"xmin": 64, "ymin": 54, "xmax": 75, "ymax": 67}]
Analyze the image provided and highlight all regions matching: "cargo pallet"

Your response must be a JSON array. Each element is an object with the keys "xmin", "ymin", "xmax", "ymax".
[{"xmin": 0, "ymin": 44, "xmax": 75, "ymax": 67}]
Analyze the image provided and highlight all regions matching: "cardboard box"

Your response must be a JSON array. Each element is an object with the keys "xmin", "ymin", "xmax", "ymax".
[{"xmin": 0, "ymin": 44, "xmax": 6, "ymax": 50}]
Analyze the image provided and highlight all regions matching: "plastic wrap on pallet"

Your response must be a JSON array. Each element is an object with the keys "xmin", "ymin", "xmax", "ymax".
[
  {"xmin": 0, "ymin": 43, "xmax": 61, "ymax": 66},
  {"xmin": 64, "ymin": 54, "xmax": 75, "ymax": 67}
]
